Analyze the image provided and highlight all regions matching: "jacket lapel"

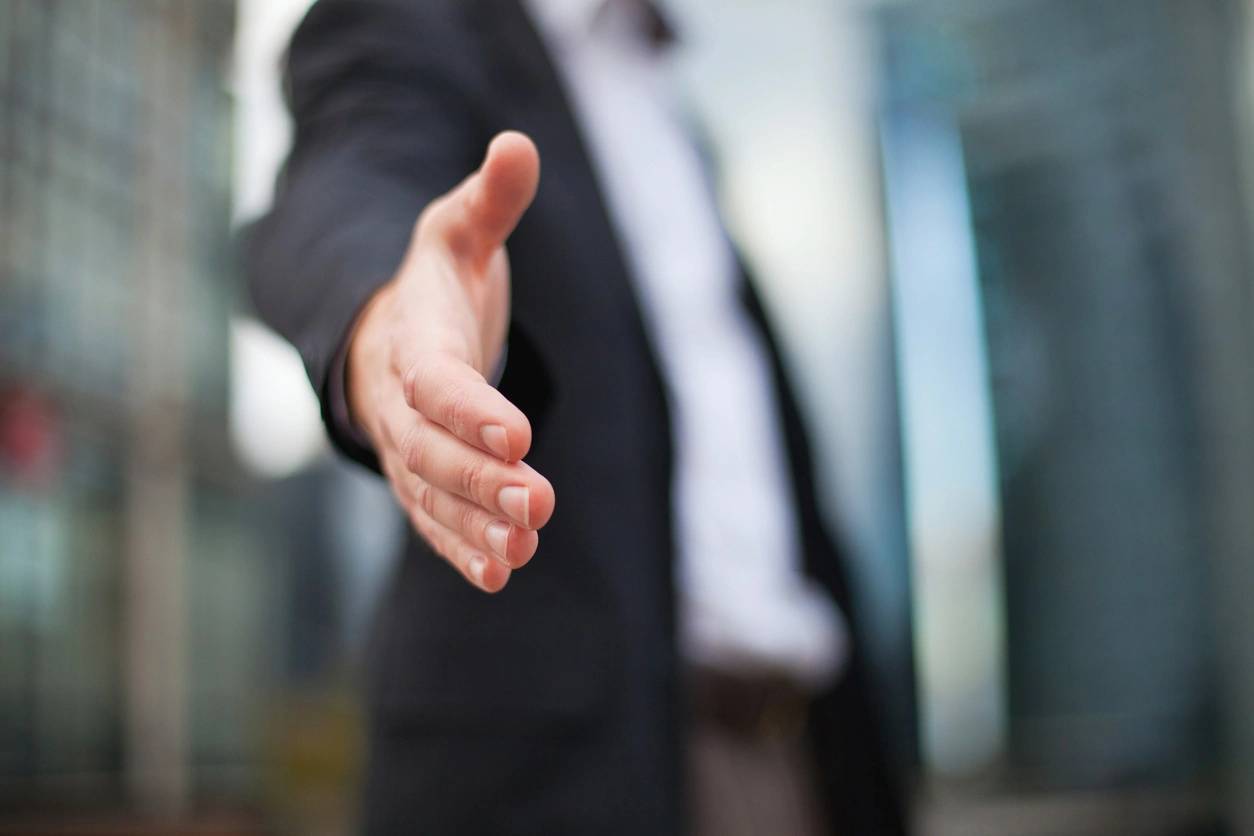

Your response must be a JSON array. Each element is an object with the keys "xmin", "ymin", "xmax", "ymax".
[{"xmin": 462, "ymin": 0, "xmax": 673, "ymax": 391}]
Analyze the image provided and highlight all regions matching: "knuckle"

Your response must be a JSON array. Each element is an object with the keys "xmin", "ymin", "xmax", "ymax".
[
  {"xmin": 403, "ymin": 357, "xmax": 441, "ymax": 410},
  {"xmin": 401, "ymin": 361, "xmax": 423, "ymax": 407},
  {"xmin": 458, "ymin": 502, "xmax": 480, "ymax": 535},
  {"xmin": 459, "ymin": 461, "xmax": 484, "ymax": 502},
  {"xmin": 399, "ymin": 423, "xmax": 427, "ymax": 475},
  {"xmin": 441, "ymin": 383, "xmax": 472, "ymax": 436},
  {"xmin": 416, "ymin": 482, "xmax": 436, "ymax": 517}
]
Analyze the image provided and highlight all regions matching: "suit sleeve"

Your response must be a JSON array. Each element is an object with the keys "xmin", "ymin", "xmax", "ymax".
[{"xmin": 244, "ymin": 0, "xmax": 488, "ymax": 471}]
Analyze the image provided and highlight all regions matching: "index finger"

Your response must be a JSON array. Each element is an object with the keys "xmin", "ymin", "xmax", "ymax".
[{"xmin": 402, "ymin": 351, "xmax": 532, "ymax": 462}]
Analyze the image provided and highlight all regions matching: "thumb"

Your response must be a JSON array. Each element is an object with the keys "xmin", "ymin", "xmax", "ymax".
[{"xmin": 432, "ymin": 131, "xmax": 540, "ymax": 261}]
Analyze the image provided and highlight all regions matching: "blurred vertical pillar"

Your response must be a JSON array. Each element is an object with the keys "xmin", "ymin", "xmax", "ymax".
[
  {"xmin": 1201, "ymin": 3, "xmax": 1254, "ymax": 831},
  {"xmin": 879, "ymin": 104, "xmax": 1006, "ymax": 777},
  {"xmin": 879, "ymin": 0, "xmax": 1254, "ymax": 811},
  {"xmin": 2, "ymin": 0, "xmax": 238, "ymax": 809},
  {"xmin": 121, "ymin": 1, "xmax": 194, "ymax": 815}
]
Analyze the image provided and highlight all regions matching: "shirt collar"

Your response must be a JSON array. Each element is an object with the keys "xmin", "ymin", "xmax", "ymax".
[
  {"xmin": 524, "ymin": 0, "xmax": 676, "ymax": 50},
  {"xmin": 523, "ymin": 0, "xmax": 608, "ymax": 42}
]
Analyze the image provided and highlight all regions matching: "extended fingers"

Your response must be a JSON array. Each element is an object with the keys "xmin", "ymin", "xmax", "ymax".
[
  {"xmin": 414, "ymin": 480, "xmax": 538, "ymax": 569},
  {"xmin": 403, "ymin": 352, "xmax": 531, "ymax": 462},
  {"xmin": 402, "ymin": 482, "xmax": 512, "ymax": 593},
  {"xmin": 375, "ymin": 351, "xmax": 552, "ymax": 593},
  {"xmin": 393, "ymin": 416, "xmax": 554, "ymax": 530}
]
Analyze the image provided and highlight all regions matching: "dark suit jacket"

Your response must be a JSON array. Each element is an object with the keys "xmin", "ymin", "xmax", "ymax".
[{"xmin": 247, "ymin": 1, "xmax": 907, "ymax": 833}]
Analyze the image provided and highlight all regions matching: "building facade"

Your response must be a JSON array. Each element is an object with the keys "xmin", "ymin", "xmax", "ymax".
[{"xmin": 0, "ymin": 0, "xmax": 273, "ymax": 816}]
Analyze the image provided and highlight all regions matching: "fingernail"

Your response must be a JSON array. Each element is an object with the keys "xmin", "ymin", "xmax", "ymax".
[
  {"xmin": 497, "ymin": 485, "xmax": 530, "ymax": 528},
  {"xmin": 468, "ymin": 554, "xmax": 487, "ymax": 586},
  {"xmin": 485, "ymin": 520, "xmax": 511, "ymax": 562},
  {"xmin": 481, "ymin": 424, "xmax": 510, "ymax": 460}
]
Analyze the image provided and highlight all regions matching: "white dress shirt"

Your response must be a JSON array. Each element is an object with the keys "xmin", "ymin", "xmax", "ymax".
[{"xmin": 524, "ymin": 0, "xmax": 847, "ymax": 687}]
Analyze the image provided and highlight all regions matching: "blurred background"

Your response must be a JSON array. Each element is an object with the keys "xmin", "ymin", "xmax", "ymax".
[{"xmin": 3, "ymin": 0, "xmax": 1254, "ymax": 833}]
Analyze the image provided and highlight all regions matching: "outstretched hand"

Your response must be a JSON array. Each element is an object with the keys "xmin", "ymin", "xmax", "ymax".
[{"xmin": 347, "ymin": 132, "xmax": 554, "ymax": 593}]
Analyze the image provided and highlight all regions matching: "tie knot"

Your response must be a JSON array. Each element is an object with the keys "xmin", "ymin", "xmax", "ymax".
[
  {"xmin": 599, "ymin": 0, "xmax": 676, "ymax": 48},
  {"xmin": 638, "ymin": 0, "xmax": 676, "ymax": 47}
]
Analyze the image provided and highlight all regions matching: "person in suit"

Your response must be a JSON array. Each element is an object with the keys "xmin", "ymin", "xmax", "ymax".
[{"xmin": 247, "ymin": 0, "xmax": 907, "ymax": 833}]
